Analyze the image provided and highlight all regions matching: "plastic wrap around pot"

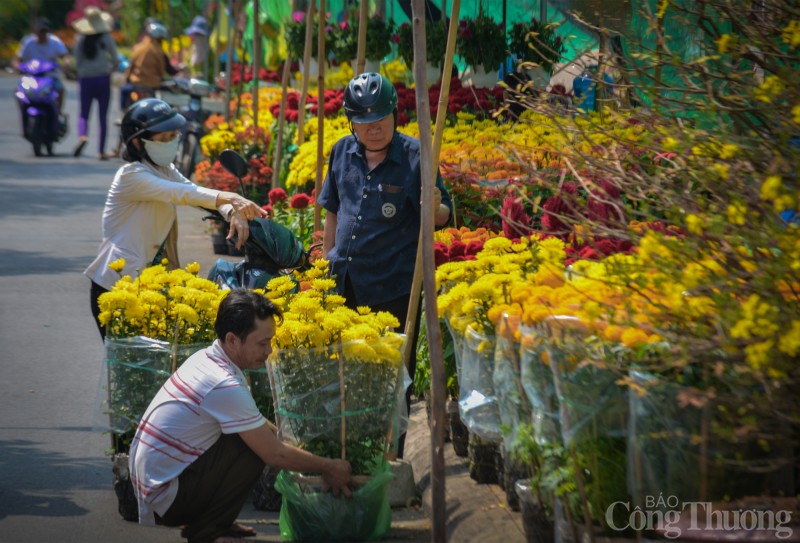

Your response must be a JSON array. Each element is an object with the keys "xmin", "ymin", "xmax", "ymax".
[
  {"xmin": 243, "ymin": 367, "xmax": 276, "ymax": 422},
  {"xmin": 276, "ymin": 464, "xmax": 393, "ymax": 541},
  {"xmin": 94, "ymin": 337, "xmax": 210, "ymax": 434},
  {"xmin": 628, "ymin": 370, "xmax": 796, "ymax": 505},
  {"xmin": 458, "ymin": 325, "xmax": 502, "ymax": 442},
  {"xmin": 270, "ymin": 336, "xmax": 408, "ymax": 475},
  {"xmin": 493, "ymin": 314, "xmax": 531, "ymax": 450},
  {"xmin": 519, "ymin": 323, "xmax": 561, "ymax": 445}
]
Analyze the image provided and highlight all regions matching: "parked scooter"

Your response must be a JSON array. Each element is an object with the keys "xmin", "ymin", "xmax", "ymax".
[
  {"xmin": 15, "ymin": 58, "xmax": 67, "ymax": 156},
  {"xmin": 206, "ymin": 149, "xmax": 317, "ymax": 290},
  {"xmin": 162, "ymin": 77, "xmax": 220, "ymax": 179}
]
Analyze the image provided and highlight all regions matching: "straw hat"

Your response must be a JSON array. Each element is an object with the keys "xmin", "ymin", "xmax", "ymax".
[{"xmin": 72, "ymin": 6, "xmax": 114, "ymax": 35}]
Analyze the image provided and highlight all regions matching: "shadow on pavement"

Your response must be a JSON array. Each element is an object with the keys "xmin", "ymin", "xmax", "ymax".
[
  {"xmin": 0, "ymin": 249, "xmax": 92, "ymax": 276},
  {"xmin": 0, "ymin": 438, "xmax": 110, "ymax": 519}
]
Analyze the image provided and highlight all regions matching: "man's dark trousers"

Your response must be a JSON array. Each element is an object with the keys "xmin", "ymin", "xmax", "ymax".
[{"xmin": 156, "ymin": 433, "xmax": 264, "ymax": 543}]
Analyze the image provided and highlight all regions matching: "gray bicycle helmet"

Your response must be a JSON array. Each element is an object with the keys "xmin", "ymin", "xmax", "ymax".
[
  {"xmin": 121, "ymin": 98, "xmax": 185, "ymax": 150},
  {"xmin": 343, "ymin": 73, "xmax": 398, "ymax": 124}
]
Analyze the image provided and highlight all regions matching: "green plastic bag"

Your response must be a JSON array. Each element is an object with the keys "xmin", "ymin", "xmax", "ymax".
[{"xmin": 275, "ymin": 464, "xmax": 393, "ymax": 541}]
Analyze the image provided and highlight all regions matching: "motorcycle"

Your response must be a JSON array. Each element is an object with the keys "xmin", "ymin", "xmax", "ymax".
[
  {"xmin": 15, "ymin": 58, "xmax": 67, "ymax": 157},
  {"xmin": 206, "ymin": 149, "xmax": 318, "ymax": 290},
  {"xmin": 161, "ymin": 77, "xmax": 220, "ymax": 179}
]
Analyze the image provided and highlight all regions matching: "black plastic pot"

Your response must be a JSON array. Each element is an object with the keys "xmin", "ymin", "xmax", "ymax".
[
  {"xmin": 449, "ymin": 409, "xmax": 469, "ymax": 457},
  {"xmin": 516, "ymin": 479, "xmax": 555, "ymax": 543},
  {"xmin": 252, "ymin": 464, "xmax": 282, "ymax": 511},
  {"xmin": 468, "ymin": 432, "xmax": 500, "ymax": 484}
]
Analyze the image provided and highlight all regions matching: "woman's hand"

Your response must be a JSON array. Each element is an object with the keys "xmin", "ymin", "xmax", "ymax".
[
  {"xmin": 226, "ymin": 193, "xmax": 267, "ymax": 221},
  {"xmin": 216, "ymin": 192, "xmax": 268, "ymax": 249},
  {"xmin": 227, "ymin": 214, "xmax": 249, "ymax": 249}
]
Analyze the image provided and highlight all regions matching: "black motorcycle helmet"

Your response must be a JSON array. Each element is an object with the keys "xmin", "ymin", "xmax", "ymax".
[
  {"xmin": 121, "ymin": 98, "xmax": 185, "ymax": 161},
  {"xmin": 343, "ymin": 72, "xmax": 398, "ymax": 124}
]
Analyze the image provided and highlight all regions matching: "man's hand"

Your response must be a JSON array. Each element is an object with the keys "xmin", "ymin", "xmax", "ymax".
[{"xmin": 321, "ymin": 458, "xmax": 355, "ymax": 498}]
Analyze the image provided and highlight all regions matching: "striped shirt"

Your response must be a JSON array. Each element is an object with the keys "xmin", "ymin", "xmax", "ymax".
[{"xmin": 129, "ymin": 340, "xmax": 265, "ymax": 525}]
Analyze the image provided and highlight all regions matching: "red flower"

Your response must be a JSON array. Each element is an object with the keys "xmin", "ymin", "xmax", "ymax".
[
  {"xmin": 434, "ymin": 241, "xmax": 449, "ymax": 267},
  {"xmin": 261, "ymin": 204, "xmax": 274, "ymax": 216},
  {"xmin": 501, "ymin": 195, "xmax": 533, "ymax": 239},
  {"xmin": 464, "ymin": 240, "xmax": 484, "ymax": 256},
  {"xmin": 449, "ymin": 240, "xmax": 467, "ymax": 258},
  {"xmin": 269, "ymin": 188, "xmax": 288, "ymax": 205},
  {"xmin": 290, "ymin": 193, "xmax": 312, "ymax": 209}
]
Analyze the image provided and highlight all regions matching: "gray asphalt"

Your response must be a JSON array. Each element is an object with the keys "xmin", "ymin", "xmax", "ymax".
[{"xmin": 0, "ymin": 73, "xmax": 431, "ymax": 543}]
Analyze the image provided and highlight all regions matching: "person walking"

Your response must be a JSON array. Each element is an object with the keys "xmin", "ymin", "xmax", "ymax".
[
  {"xmin": 71, "ymin": 6, "xmax": 118, "ymax": 159},
  {"xmin": 317, "ymin": 72, "xmax": 452, "ymax": 457},
  {"xmin": 85, "ymin": 98, "xmax": 267, "ymax": 340},
  {"xmin": 129, "ymin": 288, "xmax": 354, "ymax": 543}
]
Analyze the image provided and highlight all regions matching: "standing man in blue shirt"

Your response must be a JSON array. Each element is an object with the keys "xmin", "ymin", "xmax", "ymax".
[{"xmin": 318, "ymin": 73, "xmax": 452, "ymax": 457}]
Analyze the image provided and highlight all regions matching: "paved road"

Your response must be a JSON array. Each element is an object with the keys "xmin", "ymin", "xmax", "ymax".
[{"xmin": 0, "ymin": 73, "xmax": 430, "ymax": 543}]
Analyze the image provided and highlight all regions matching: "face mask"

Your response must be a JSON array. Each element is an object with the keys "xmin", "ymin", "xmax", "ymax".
[{"xmin": 143, "ymin": 135, "xmax": 180, "ymax": 167}]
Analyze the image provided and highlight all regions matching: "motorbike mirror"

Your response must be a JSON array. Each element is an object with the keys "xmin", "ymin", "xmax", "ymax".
[
  {"xmin": 219, "ymin": 148, "xmax": 249, "ymax": 196},
  {"xmin": 220, "ymin": 148, "xmax": 248, "ymax": 179}
]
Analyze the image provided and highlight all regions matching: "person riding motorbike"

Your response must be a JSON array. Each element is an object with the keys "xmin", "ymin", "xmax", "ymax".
[
  {"xmin": 123, "ymin": 21, "xmax": 177, "ymax": 105},
  {"xmin": 85, "ymin": 98, "xmax": 267, "ymax": 340},
  {"xmin": 16, "ymin": 17, "xmax": 68, "ymax": 114}
]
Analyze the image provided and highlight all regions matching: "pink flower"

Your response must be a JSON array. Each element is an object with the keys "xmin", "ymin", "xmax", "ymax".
[
  {"xmin": 269, "ymin": 188, "xmax": 288, "ymax": 205},
  {"xmin": 292, "ymin": 11, "xmax": 305, "ymax": 23}
]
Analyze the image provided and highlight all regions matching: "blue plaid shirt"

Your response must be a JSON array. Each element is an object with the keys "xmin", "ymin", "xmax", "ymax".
[{"xmin": 317, "ymin": 132, "xmax": 452, "ymax": 307}]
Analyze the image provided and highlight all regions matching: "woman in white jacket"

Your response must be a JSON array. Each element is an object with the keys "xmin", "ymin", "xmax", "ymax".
[{"xmin": 84, "ymin": 98, "xmax": 266, "ymax": 339}]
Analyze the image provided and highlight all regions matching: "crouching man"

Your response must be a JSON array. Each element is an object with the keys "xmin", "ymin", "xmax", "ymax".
[{"xmin": 129, "ymin": 288, "xmax": 354, "ymax": 543}]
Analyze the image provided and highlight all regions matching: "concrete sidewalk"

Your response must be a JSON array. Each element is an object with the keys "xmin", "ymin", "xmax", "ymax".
[
  {"xmin": 176, "ymin": 207, "xmax": 525, "ymax": 542},
  {"xmin": 405, "ymin": 401, "xmax": 526, "ymax": 543}
]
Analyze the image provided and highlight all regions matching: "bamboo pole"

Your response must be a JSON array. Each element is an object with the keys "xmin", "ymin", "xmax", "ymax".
[
  {"xmin": 296, "ymin": 1, "xmax": 314, "ymax": 147},
  {"xmin": 313, "ymin": 0, "xmax": 326, "ymax": 233},
  {"xmin": 402, "ymin": 0, "xmax": 460, "ymax": 376},
  {"xmin": 252, "ymin": 0, "xmax": 260, "ymax": 131},
  {"xmin": 410, "ymin": 0, "xmax": 461, "ymax": 540},
  {"xmin": 272, "ymin": 58, "xmax": 292, "ymax": 189},
  {"xmin": 224, "ymin": 0, "xmax": 235, "ymax": 122},
  {"xmin": 355, "ymin": 0, "xmax": 369, "ymax": 75},
  {"xmin": 214, "ymin": 0, "xmax": 222, "ymax": 85}
]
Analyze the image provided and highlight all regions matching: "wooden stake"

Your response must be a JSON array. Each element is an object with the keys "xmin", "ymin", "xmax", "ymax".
[
  {"xmin": 271, "ymin": 57, "xmax": 292, "ymax": 189},
  {"xmin": 296, "ymin": 1, "xmax": 314, "ymax": 147},
  {"xmin": 409, "ymin": 1, "xmax": 461, "ymax": 540},
  {"xmin": 355, "ymin": 0, "xmax": 369, "ymax": 75},
  {"xmin": 213, "ymin": 0, "xmax": 222, "ymax": 85},
  {"xmin": 223, "ymin": 0, "xmax": 236, "ymax": 122},
  {"xmin": 313, "ymin": 0, "xmax": 326, "ymax": 234},
  {"xmin": 252, "ymin": 0, "xmax": 260, "ymax": 131}
]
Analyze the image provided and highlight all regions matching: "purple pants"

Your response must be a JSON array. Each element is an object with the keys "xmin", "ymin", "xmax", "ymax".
[{"xmin": 78, "ymin": 74, "xmax": 111, "ymax": 154}]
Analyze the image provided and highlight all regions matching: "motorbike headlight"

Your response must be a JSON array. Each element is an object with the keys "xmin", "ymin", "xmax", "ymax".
[{"xmin": 187, "ymin": 79, "xmax": 213, "ymax": 97}]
